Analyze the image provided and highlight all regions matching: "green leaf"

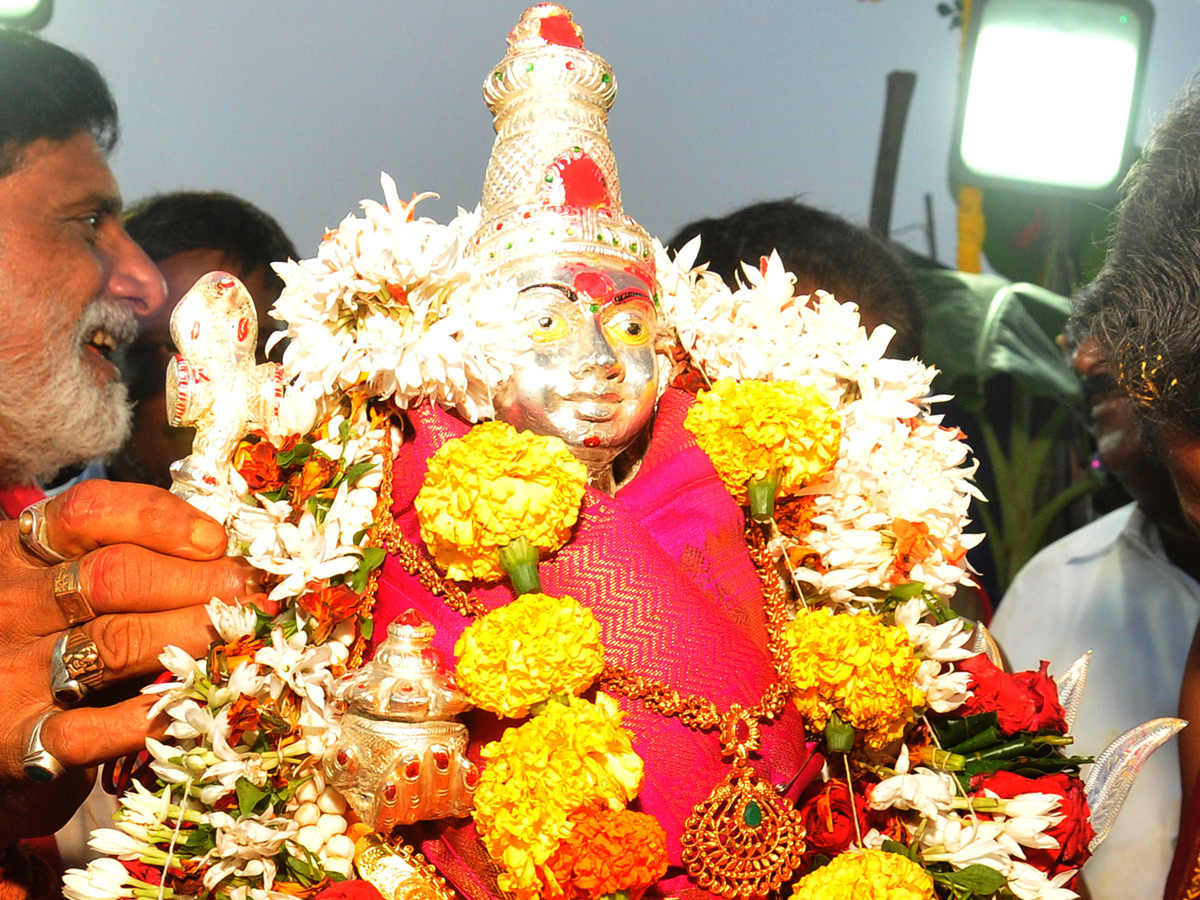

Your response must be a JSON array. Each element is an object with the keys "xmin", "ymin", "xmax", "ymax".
[
  {"xmin": 933, "ymin": 863, "xmax": 1009, "ymax": 894},
  {"xmin": 180, "ymin": 824, "xmax": 216, "ymax": 850},
  {"xmin": 360, "ymin": 615, "xmax": 375, "ymax": 641},
  {"xmin": 277, "ymin": 441, "xmax": 314, "ymax": 468},
  {"xmin": 236, "ymin": 777, "xmax": 272, "ymax": 817},
  {"xmin": 339, "ymin": 459, "xmax": 378, "ymax": 488},
  {"xmin": 281, "ymin": 849, "xmax": 321, "ymax": 887},
  {"xmin": 907, "ymin": 261, "xmax": 1076, "ymax": 408},
  {"xmin": 887, "ymin": 581, "xmax": 926, "ymax": 603},
  {"xmin": 881, "ymin": 839, "xmax": 918, "ymax": 862},
  {"xmin": 347, "ymin": 547, "xmax": 386, "ymax": 594},
  {"xmin": 362, "ymin": 546, "xmax": 386, "ymax": 570}
]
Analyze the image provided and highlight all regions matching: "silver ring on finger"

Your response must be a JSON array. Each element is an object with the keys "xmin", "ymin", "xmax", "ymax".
[
  {"xmin": 16, "ymin": 498, "xmax": 68, "ymax": 564},
  {"xmin": 22, "ymin": 710, "xmax": 65, "ymax": 783},
  {"xmin": 52, "ymin": 559, "xmax": 95, "ymax": 626},
  {"xmin": 51, "ymin": 628, "xmax": 106, "ymax": 705}
]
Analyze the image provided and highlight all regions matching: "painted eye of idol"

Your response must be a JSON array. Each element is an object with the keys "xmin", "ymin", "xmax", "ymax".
[{"xmin": 494, "ymin": 259, "xmax": 659, "ymax": 468}]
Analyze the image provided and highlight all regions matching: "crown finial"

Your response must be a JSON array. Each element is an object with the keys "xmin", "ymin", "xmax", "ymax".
[{"xmin": 469, "ymin": 5, "xmax": 654, "ymax": 286}]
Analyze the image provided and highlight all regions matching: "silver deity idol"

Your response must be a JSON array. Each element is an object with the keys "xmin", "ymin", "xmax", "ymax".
[
  {"xmin": 166, "ymin": 271, "xmax": 284, "ymax": 518},
  {"xmin": 324, "ymin": 609, "xmax": 477, "ymax": 830}
]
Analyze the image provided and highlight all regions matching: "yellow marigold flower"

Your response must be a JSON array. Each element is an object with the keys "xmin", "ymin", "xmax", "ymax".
[
  {"xmin": 781, "ymin": 608, "xmax": 923, "ymax": 749},
  {"xmin": 790, "ymin": 849, "xmax": 935, "ymax": 900},
  {"xmin": 683, "ymin": 378, "xmax": 840, "ymax": 504},
  {"xmin": 473, "ymin": 694, "xmax": 644, "ymax": 900},
  {"xmin": 415, "ymin": 421, "xmax": 587, "ymax": 582},
  {"xmin": 454, "ymin": 593, "xmax": 605, "ymax": 717}
]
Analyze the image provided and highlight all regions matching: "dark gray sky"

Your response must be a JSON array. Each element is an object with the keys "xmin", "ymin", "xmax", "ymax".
[{"xmin": 42, "ymin": 1, "xmax": 1200, "ymax": 268}]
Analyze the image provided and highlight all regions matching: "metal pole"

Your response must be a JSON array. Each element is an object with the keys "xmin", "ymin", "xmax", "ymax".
[{"xmin": 868, "ymin": 71, "xmax": 917, "ymax": 239}]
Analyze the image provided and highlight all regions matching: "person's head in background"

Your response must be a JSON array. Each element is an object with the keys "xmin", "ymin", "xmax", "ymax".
[
  {"xmin": 667, "ymin": 198, "xmax": 924, "ymax": 360},
  {"xmin": 1069, "ymin": 321, "xmax": 1198, "ymax": 574},
  {"xmin": 111, "ymin": 190, "xmax": 297, "ymax": 488},
  {"xmin": 1080, "ymin": 80, "xmax": 1200, "ymax": 538},
  {"xmin": 0, "ymin": 27, "xmax": 165, "ymax": 486}
]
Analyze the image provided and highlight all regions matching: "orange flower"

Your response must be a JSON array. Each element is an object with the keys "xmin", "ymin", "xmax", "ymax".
[
  {"xmin": 542, "ymin": 806, "xmax": 668, "ymax": 900},
  {"xmin": 890, "ymin": 518, "xmax": 933, "ymax": 585},
  {"xmin": 234, "ymin": 439, "xmax": 285, "ymax": 492},
  {"xmin": 776, "ymin": 495, "xmax": 818, "ymax": 540},
  {"xmin": 212, "ymin": 634, "xmax": 266, "ymax": 675},
  {"xmin": 291, "ymin": 454, "xmax": 340, "ymax": 505},
  {"xmin": 298, "ymin": 584, "xmax": 363, "ymax": 641},
  {"xmin": 226, "ymin": 694, "xmax": 264, "ymax": 747}
]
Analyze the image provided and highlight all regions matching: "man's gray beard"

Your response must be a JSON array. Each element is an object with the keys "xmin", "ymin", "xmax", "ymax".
[{"xmin": 0, "ymin": 301, "xmax": 136, "ymax": 487}]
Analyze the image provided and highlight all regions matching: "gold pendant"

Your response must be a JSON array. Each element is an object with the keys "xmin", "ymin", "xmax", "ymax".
[{"xmin": 679, "ymin": 760, "xmax": 807, "ymax": 899}]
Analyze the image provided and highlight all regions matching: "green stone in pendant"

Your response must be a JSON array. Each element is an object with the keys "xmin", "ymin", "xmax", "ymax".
[{"xmin": 743, "ymin": 799, "xmax": 762, "ymax": 828}]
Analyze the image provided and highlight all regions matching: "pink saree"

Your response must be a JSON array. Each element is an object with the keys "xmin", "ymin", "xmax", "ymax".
[{"xmin": 374, "ymin": 388, "xmax": 820, "ymax": 898}]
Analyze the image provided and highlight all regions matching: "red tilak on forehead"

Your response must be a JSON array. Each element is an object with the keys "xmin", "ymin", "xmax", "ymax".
[{"xmin": 572, "ymin": 269, "xmax": 617, "ymax": 302}]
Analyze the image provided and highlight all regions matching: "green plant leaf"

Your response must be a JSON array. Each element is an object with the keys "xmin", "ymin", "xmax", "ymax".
[
  {"xmin": 236, "ymin": 777, "xmax": 272, "ymax": 817},
  {"xmin": 933, "ymin": 864, "xmax": 1009, "ymax": 894}
]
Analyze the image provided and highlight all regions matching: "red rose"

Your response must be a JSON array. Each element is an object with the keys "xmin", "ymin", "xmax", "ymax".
[
  {"xmin": 972, "ymin": 770, "xmax": 1095, "ymax": 873},
  {"xmin": 957, "ymin": 655, "xmax": 1068, "ymax": 736},
  {"xmin": 314, "ymin": 881, "xmax": 386, "ymax": 900},
  {"xmin": 797, "ymin": 779, "xmax": 873, "ymax": 857}
]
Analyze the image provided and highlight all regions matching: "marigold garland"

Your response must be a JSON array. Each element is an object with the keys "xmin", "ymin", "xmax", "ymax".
[
  {"xmin": 472, "ymin": 693, "xmax": 644, "ymax": 900},
  {"xmin": 781, "ymin": 608, "xmax": 923, "ymax": 749},
  {"xmin": 789, "ymin": 849, "xmax": 935, "ymax": 900},
  {"xmin": 454, "ymin": 592, "xmax": 605, "ymax": 717},
  {"xmin": 683, "ymin": 378, "xmax": 840, "ymax": 504},
  {"xmin": 542, "ymin": 806, "xmax": 668, "ymax": 900},
  {"xmin": 414, "ymin": 421, "xmax": 588, "ymax": 582}
]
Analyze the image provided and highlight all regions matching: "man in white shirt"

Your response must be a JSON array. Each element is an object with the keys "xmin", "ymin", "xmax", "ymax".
[{"xmin": 991, "ymin": 333, "xmax": 1200, "ymax": 900}]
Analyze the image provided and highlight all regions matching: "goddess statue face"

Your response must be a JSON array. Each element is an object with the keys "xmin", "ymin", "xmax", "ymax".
[{"xmin": 494, "ymin": 257, "xmax": 659, "ymax": 474}]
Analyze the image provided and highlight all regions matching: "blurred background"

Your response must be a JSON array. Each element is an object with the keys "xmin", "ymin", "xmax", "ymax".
[{"xmin": 33, "ymin": 1, "xmax": 1200, "ymax": 264}]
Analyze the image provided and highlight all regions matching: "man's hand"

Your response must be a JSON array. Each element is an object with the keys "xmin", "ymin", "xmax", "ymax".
[{"xmin": 0, "ymin": 479, "xmax": 257, "ymax": 846}]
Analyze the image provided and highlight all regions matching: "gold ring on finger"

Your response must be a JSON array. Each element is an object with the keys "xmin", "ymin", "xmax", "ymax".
[
  {"xmin": 52, "ymin": 559, "xmax": 95, "ymax": 626},
  {"xmin": 50, "ymin": 628, "xmax": 105, "ymax": 705},
  {"xmin": 17, "ymin": 497, "xmax": 67, "ymax": 565}
]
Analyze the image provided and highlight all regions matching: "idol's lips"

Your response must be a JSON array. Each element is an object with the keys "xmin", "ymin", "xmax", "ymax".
[{"xmin": 563, "ymin": 391, "xmax": 621, "ymax": 421}]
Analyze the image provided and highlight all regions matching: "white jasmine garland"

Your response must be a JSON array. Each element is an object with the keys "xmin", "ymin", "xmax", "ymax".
[{"xmin": 88, "ymin": 172, "xmax": 1083, "ymax": 900}]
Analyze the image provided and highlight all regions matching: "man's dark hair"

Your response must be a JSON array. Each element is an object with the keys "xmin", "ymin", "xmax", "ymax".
[
  {"xmin": 0, "ymin": 27, "xmax": 118, "ymax": 177},
  {"xmin": 1077, "ymin": 79, "xmax": 1200, "ymax": 437},
  {"xmin": 123, "ymin": 191, "xmax": 298, "ymax": 293},
  {"xmin": 667, "ymin": 199, "xmax": 923, "ymax": 359}
]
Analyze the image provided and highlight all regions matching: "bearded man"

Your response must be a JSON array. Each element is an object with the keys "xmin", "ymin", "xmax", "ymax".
[{"xmin": 0, "ymin": 27, "xmax": 257, "ymax": 895}]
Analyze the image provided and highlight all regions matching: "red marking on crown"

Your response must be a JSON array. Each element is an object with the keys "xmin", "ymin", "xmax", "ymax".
[
  {"xmin": 539, "ymin": 13, "xmax": 582, "ymax": 48},
  {"xmin": 190, "ymin": 322, "xmax": 201, "ymax": 341},
  {"xmin": 237, "ymin": 318, "xmax": 250, "ymax": 343},
  {"xmin": 551, "ymin": 153, "xmax": 610, "ymax": 211}
]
